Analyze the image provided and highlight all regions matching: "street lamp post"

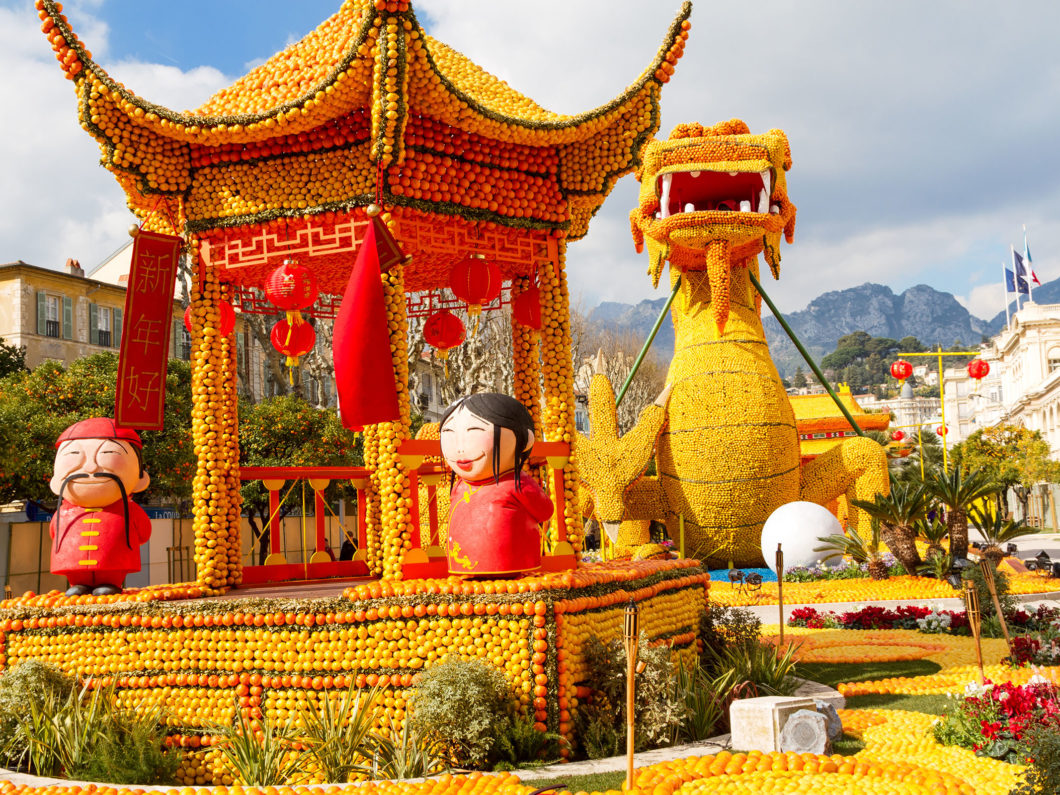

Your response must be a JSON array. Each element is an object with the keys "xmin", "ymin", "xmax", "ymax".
[{"xmin": 890, "ymin": 346, "xmax": 987, "ymax": 472}]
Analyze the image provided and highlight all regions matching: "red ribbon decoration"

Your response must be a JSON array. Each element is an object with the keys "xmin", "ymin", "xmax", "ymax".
[{"xmin": 333, "ymin": 217, "xmax": 403, "ymax": 430}]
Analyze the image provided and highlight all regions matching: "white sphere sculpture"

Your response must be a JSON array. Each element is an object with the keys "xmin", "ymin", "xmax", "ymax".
[{"xmin": 760, "ymin": 501, "xmax": 842, "ymax": 574}]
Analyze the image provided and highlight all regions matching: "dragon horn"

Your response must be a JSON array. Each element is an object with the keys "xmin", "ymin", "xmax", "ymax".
[{"xmin": 705, "ymin": 239, "xmax": 732, "ymax": 334}]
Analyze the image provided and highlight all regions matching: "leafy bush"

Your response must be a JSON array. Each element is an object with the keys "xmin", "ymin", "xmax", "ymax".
[
  {"xmin": 699, "ymin": 605, "xmax": 761, "ymax": 676},
  {"xmin": 213, "ymin": 706, "xmax": 305, "ymax": 786},
  {"xmin": 492, "ymin": 713, "xmax": 562, "ymax": 770},
  {"xmin": 669, "ymin": 663, "xmax": 725, "ymax": 743},
  {"xmin": 1012, "ymin": 722, "xmax": 1060, "ymax": 794},
  {"xmin": 365, "ymin": 714, "xmax": 449, "ymax": 780},
  {"xmin": 963, "ymin": 562, "xmax": 1018, "ymax": 619},
  {"xmin": 0, "ymin": 660, "xmax": 76, "ymax": 769},
  {"xmin": 297, "ymin": 685, "xmax": 380, "ymax": 782},
  {"xmin": 708, "ymin": 639, "xmax": 799, "ymax": 698},
  {"xmin": 409, "ymin": 657, "xmax": 513, "ymax": 767},
  {"xmin": 580, "ymin": 633, "xmax": 681, "ymax": 753},
  {"xmin": 576, "ymin": 713, "xmax": 621, "ymax": 760},
  {"xmin": 73, "ymin": 695, "xmax": 179, "ymax": 785},
  {"xmin": 5, "ymin": 676, "xmax": 178, "ymax": 784}
]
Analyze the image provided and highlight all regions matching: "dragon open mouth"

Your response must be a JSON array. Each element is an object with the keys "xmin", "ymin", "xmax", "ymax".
[{"xmin": 655, "ymin": 169, "xmax": 778, "ymax": 219}]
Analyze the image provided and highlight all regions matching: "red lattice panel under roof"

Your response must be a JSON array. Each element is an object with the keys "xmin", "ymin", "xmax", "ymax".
[{"xmin": 200, "ymin": 207, "xmax": 556, "ymax": 296}]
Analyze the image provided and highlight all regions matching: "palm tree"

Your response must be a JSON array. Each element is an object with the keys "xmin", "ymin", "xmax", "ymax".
[
  {"xmin": 914, "ymin": 516, "xmax": 949, "ymax": 561},
  {"xmin": 815, "ymin": 518, "xmax": 890, "ymax": 580},
  {"xmin": 925, "ymin": 467, "xmax": 1001, "ymax": 561},
  {"xmin": 851, "ymin": 479, "xmax": 931, "ymax": 575},
  {"xmin": 968, "ymin": 505, "xmax": 1037, "ymax": 567}
]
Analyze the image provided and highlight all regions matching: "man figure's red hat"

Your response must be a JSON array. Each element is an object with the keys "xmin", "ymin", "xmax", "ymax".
[{"xmin": 55, "ymin": 418, "xmax": 143, "ymax": 449}]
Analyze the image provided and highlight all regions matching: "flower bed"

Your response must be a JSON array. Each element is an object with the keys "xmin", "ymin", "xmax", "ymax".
[
  {"xmin": 934, "ymin": 679, "xmax": 1060, "ymax": 764},
  {"xmin": 0, "ymin": 559, "xmax": 706, "ymax": 783}
]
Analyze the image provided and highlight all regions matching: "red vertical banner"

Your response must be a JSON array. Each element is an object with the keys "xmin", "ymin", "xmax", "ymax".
[{"xmin": 115, "ymin": 230, "xmax": 182, "ymax": 430}]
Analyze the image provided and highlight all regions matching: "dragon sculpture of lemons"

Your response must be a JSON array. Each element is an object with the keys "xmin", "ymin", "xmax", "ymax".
[{"xmin": 577, "ymin": 119, "xmax": 889, "ymax": 567}]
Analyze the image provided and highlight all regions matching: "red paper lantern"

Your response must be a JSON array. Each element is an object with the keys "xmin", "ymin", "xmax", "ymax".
[
  {"xmin": 512, "ymin": 286, "xmax": 542, "ymax": 330},
  {"xmin": 183, "ymin": 301, "xmax": 235, "ymax": 337},
  {"xmin": 890, "ymin": 359, "xmax": 913, "ymax": 382},
  {"xmin": 450, "ymin": 254, "xmax": 502, "ymax": 317},
  {"xmin": 270, "ymin": 318, "xmax": 316, "ymax": 367},
  {"xmin": 936, "ymin": 425, "xmax": 948, "ymax": 436},
  {"xmin": 423, "ymin": 309, "xmax": 465, "ymax": 358},
  {"xmin": 265, "ymin": 260, "xmax": 319, "ymax": 311},
  {"xmin": 967, "ymin": 358, "xmax": 990, "ymax": 382},
  {"xmin": 891, "ymin": 430, "xmax": 905, "ymax": 442}
]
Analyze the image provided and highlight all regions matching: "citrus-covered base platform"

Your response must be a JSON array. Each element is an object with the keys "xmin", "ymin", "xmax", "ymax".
[{"xmin": 0, "ymin": 559, "xmax": 707, "ymax": 782}]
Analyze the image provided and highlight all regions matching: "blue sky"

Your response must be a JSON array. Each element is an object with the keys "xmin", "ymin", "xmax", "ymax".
[{"xmin": 2, "ymin": 0, "xmax": 1059, "ymax": 319}]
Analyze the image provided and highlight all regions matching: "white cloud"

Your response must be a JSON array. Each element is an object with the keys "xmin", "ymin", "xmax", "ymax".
[{"xmin": 0, "ymin": 4, "xmax": 229, "ymax": 272}]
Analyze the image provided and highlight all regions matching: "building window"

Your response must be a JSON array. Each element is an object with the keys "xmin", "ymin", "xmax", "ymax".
[
  {"xmin": 1049, "ymin": 358, "xmax": 1060, "ymax": 373},
  {"xmin": 37, "ymin": 291, "xmax": 72, "ymax": 340},
  {"xmin": 90, "ymin": 304, "xmax": 120, "ymax": 347},
  {"xmin": 45, "ymin": 296, "xmax": 60, "ymax": 338},
  {"xmin": 180, "ymin": 326, "xmax": 192, "ymax": 360}
]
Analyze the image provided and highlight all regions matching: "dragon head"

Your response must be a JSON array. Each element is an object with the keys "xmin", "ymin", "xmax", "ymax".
[{"xmin": 630, "ymin": 119, "xmax": 796, "ymax": 332}]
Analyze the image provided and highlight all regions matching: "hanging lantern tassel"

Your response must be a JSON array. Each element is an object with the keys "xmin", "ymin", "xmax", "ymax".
[{"xmin": 271, "ymin": 318, "xmax": 316, "ymax": 384}]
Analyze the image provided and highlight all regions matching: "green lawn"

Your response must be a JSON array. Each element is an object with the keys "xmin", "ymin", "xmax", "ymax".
[
  {"xmin": 795, "ymin": 659, "xmax": 942, "ymax": 688},
  {"xmin": 518, "ymin": 771, "xmax": 627, "ymax": 793},
  {"xmin": 797, "ymin": 659, "xmax": 952, "ymax": 720}
]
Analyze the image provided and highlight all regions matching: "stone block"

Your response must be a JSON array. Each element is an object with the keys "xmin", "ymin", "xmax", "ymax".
[
  {"xmin": 779, "ymin": 708, "xmax": 832, "ymax": 754},
  {"xmin": 814, "ymin": 698, "xmax": 844, "ymax": 741},
  {"xmin": 729, "ymin": 696, "xmax": 816, "ymax": 753}
]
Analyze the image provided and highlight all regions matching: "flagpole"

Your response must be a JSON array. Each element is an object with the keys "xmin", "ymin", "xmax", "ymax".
[
  {"xmin": 1024, "ymin": 224, "xmax": 1040, "ymax": 292},
  {"xmin": 1002, "ymin": 260, "xmax": 1011, "ymax": 327},
  {"xmin": 1012, "ymin": 246, "xmax": 1023, "ymax": 312}
]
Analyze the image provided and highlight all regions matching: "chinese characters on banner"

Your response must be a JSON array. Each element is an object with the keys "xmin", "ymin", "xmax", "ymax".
[{"xmin": 115, "ymin": 231, "xmax": 181, "ymax": 430}]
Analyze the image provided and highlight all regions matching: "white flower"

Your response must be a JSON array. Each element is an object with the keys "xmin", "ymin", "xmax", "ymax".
[{"xmin": 997, "ymin": 691, "xmax": 1010, "ymax": 702}]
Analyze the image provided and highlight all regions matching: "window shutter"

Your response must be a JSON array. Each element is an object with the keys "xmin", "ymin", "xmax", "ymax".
[
  {"xmin": 36, "ymin": 291, "xmax": 46, "ymax": 335},
  {"xmin": 113, "ymin": 307, "xmax": 122, "ymax": 347},
  {"xmin": 89, "ymin": 303, "xmax": 98, "ymax": 345},
  {"xmin": 62, "ymin": 296, "xmax": 73, "ymax": 340},
  {"xmin": 172, "ymin": 321, "xmax": 180, "ymax": 358}
]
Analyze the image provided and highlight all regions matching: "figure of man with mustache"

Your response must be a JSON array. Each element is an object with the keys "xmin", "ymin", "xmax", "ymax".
[{"xmin": 49, "ymin": 417, "xmax": 152, "ymax": 596}]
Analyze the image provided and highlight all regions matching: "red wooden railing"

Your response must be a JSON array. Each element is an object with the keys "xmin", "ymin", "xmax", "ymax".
[{"xmin": 238, "ymin": 439, "xmax": 574, "ymax": 585}]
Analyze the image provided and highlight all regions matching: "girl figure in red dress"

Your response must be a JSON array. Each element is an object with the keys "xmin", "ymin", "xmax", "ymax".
[{"xmin": 440, "ymin": 393, "xmax": 553, "ymax": 577}]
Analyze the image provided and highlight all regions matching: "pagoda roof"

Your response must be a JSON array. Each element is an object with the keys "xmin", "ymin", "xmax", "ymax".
[
  {"xmin": 790, "ymin": 388, "xmax": 891, "ymax": 435},
  {"xmin": 36, "ymin": 0, "xmax": 692, "ymax": 241}
]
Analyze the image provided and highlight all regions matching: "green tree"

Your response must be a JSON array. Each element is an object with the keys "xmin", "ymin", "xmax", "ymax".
[
  {"xmin": 791, "ymin": 366, "xmax": 808, "ymax": 389},
  {"xmin": 851, "ymin": 478, "xmax": 931, "ymax": 574},
  {"xmin": 0, "ymin": 338, "xmax": 27, "ymax": 378},
  {"xmin": 897, "ymin": 336, "xmax": 927, "ymax": 353},
  {"xmin": 924, "ymin": 466, "xmax": 1001, "ymax": 560},
  {"xmin": 0, "ymin": 353, "xmax": 194, "ymax": 509},
  {"xmin": 238, "ymin": 396, "xmax": 363, "ymax": 565},
  {"xmin": 950, "ymin": 425, "xmax": 1060, "ymax": 519}
]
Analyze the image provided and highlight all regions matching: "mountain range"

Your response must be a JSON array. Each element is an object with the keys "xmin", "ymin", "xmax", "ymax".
[{"xmin": 588, "ymin": 276, "xmax": 1060, "ymax": 378}]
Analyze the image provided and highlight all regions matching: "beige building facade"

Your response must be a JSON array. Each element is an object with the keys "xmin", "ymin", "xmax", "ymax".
[
  {"xmin": 0, "ymin": 259, "xmax": 191, "ymax": 370},
  {"xmin": 988, "ymin": 301, "xmax": 1060, "ymax": 456}
]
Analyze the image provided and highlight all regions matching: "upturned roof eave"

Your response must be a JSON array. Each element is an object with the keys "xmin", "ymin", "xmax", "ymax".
[{"xmin": 38, "ymin": 0, "xmax": 691, "ymax": 148}]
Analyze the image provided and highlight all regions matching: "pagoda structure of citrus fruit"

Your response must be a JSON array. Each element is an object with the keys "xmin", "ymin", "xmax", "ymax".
[{"xmin": 35, "ymin": 0, "xmax": 692, "ymax": 588}]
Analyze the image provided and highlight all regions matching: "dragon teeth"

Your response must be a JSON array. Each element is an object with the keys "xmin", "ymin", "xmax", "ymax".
[
  {"xmin": 660, "ymin": 173, "xmax": 672, "ymax": 219},
  {"xmin": 739, "ymin": 200, "xmax": 752, "ymax": 212},
  {"xmin": 758, "ymin": 190, "xmax": 769, "ymax": 214}
]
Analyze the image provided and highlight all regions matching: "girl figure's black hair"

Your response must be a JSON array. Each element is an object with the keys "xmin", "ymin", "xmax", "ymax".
[{"xmin": 440, "ymin": 393, "xmax": 536, "ymax": 490}]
